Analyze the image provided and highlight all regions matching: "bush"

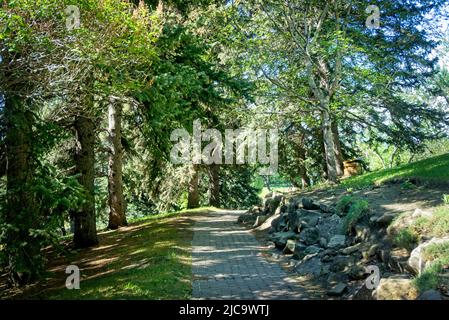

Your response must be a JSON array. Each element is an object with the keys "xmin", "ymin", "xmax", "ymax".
[
  {"xmin": 393, "ymin": 228, "xmax": 419, "ymax": 250},
  {"xmin": 342, "ymin": 199, "xmax": 370, "ymax": 234},
  {"xmin": 336, "ymin": 195, "xmax": 355, "ymax": 214},
  {"xmin": 413, "ymin": 242, "xmax": 449, "ymax": 292}
]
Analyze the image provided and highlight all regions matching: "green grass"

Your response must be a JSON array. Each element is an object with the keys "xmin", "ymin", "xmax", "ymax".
[
  {"xmin": 393, "ymin": 229, "xmax": 419, "ymax": 251},
  {"xmin": 392, "ymin": 206, "xmax": 449, "ymax": 251},
  {"xmin": 341, "ymin": 198, "xmax": 370, "ymax": 234},
  {"xmin": 409, "ymin": 206, "xmax": 449, "ymax": 239},
  {"xmin": 413, "ymin": 241, "xmax": 449, "ymax": 292},
  {"xmin": 340, "ymin": 153, "xmax": 449, "ymax": 189},
  {"xmin": 4, "ymin": 207, "xmax": 216, "ymax": 300}
]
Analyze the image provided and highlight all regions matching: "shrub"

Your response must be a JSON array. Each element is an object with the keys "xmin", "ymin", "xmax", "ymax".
[
  {"xmin": 393, "ymin": 228, "xmax": 419, "ymax": 250},
  {"xmin": 342, "ymin": 199, "xmax": 370, "ymax": 234},
  {"xmin": 413, "ymin": 242, "xmax": 449, "ymax": 292},
  {"xmin": 443, "ymin": 194, "xmax": 449, "ymax": 205},
  {"xmin": 336, "ymin": 195, "xmax": 354, "ymax": 215}
]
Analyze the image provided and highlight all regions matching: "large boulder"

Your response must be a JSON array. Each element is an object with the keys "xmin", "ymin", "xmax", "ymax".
[
  {"xmin": 284, "ymin": 239, "xmax": 307, "ymax": 258},
  {"xmin": 375, "ymin": 276, "xmax": 419, "ymax": 300},
  {"xmin": 418, "ymin": 290, "xmax": 443, "ymax": 300},
  {"xmin": 299, "ymin": 227, "xmax": 320, "ymax": 246},
  {"xmin": 408, "ymin": 237, "xmax": 449, "ymax": 274},
  {"xmin": 316, "ymin": 214, "xmax": 344, "ymax": 241},
  {"xmin": 252, "ymin": 215, "xmax": 269, "ymax": 228},
  {"xmin": 286, "ymin": 197, "xmax": 301, "ymax": 213},
  {"xmin": 294, "ymin": 254, "xmax": 325, "ymax": 278},
  {"xmin": 329, "ymin": 255, "xmax": 355, "ymax": 273},
  {"xmin": 327, "ymin": 283, "xmax": 347, "ymax": 297},
  {"xmin": 327, "ymin": 235, "xmax": 347, "ymax": 249},
  {"xmin": 263, "ymin": 196, "xmax": 282, "ymax": 215},
  {"xmin": 288, "ymin": 209, "xmax": 320, "ymax": 232},
  {"xmin": 302, "ymin": 197, "xmax": 320, "ymax": 210},
  {"xmin": 269, "ymin": 231, "xmax": 297, "ymax": 249}
]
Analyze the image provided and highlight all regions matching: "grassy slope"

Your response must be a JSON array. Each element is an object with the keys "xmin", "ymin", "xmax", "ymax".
[
  {"xmin": 340, "ymin": 153, "xmax": 449, "ymax": 189},
  {"xmin": 2, "ymin": 208, "xmax": 214, "ymax": 300}
]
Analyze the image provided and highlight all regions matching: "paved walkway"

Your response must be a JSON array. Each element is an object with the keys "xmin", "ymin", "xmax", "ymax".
[{"xmin": 191, "ymin": 210, "xmax": 306, "ymax": 300}]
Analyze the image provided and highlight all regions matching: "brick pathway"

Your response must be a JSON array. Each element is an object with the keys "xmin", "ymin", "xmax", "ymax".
[{"xmin": 191, "ymin": 210, "xmax": 306, "ymax": 300}]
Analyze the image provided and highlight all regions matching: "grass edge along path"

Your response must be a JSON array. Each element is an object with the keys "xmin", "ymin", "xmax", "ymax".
[{"xmin": 2, "ymin": 207, "xmax": 217, "ymax": 300}]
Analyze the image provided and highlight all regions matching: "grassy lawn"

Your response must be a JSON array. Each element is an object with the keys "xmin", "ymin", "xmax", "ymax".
[
  {"xmin": 340, "ymin": 153, "xmax": 449, "ymax": 189},
  {"xmin": 1, "ymin": 208, "xmax": 214, "ymax": 300}
]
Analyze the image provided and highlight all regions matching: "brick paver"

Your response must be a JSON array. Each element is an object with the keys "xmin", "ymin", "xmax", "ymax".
[{"xmin": 192, "ymin": 210, "xmax": 306, "ymax": 300}]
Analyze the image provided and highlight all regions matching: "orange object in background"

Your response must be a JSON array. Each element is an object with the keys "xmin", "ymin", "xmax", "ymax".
[{"xmin": 343, "ymin": 160, "xmax": 364, "ymax": 177}]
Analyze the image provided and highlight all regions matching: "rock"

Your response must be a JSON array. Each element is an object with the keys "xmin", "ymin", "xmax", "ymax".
[
  {"xmin": 294, "ymin": 254, "xmax": 323, "ymax": 278},
  {"xmin": 328, "ymin": 235, "xmax": 346, "ymax": 249},
  {"xmin": 269, "ymin": 231, "xmax": 297, "ymax": 249},
  {"xmin": 252, "ymin": 215, "xmax": 269, "ymax": 228},
  {"xmin": 289, "ymin": 209, "xmax": 320, "ymax": 231},
  {"xmin": 351, "ymin": 283, "xmax": 375, "ymax": 300},
  {"xmin": 320, "ymin": 203, "xmax": 335, "ymax": 214},
  {"xmin": 355, "ymin": 225, "xmax": 370, "ymax": 242},
  {"xmin": 348, "ymin": 265, "xmax": 367, "ymax": 280},
  {"xmin": 299, "ymin": 227, "xmax": 320, "ymax": 246},
  {"xmin": 248, "ymin": 206, "xmax": 262, "ymax": 215},
  {"xmin": 418, "ymin": 290, "xmax": 443, "ymax": 300},
  {"xmin": 387, "ymin": 208, "xmax": 433, "ymax": 237},
  {"xmin": 327, "ymin": 272, "xmax": 349, "ymax": 285},
  {"xmin": 327, "ymin": 283, "xmax": 347, "ymax": 297},
  {"xmin": 256, "ymin": 214, "xmax": 281, "ymax": 232},
  {"xmin": 317, "ymin": 214, "xmax": 344, "ymax": 241},
  {"xmin": 372, "ymin": 213, "xmax": 396, "ymax": 226},
  {"xmin": 362, "ymin": 244, "xmax": 380, "ymax": 260},
  {"xmin": 329, "ymin": 255, "xmax": 354, "ymax": 273},
  {"xmin": 264, "ymin": 194, "xmax": 284, "ymax": 215},
  {"xmin": 375, "ymin": 277, "xmax": 419, "ymax": 300},
  {"xmin": 386, "ymin": 248, "xmax": 411, "ymax": 273},
  {"xmin": 341, "ymin": 243, "xmax": 362, "ymax": 255},
  {"xmin": 319, "ymin": 237, "xmax": 328, "ymax": 248},
  {"xmin": 237, "ymin": 214, "xmax": 257, "ymax": 225},
  {"xmin": 269, "ymin": 214, "xmax": 287, "ymax": 233},
  {"xmin": 286, "ymin": 197, "xmax": 300, "ymax": 213},
  {"xmin": 304, "ymin": 245, "xmax": 322, "ymax": 255},
  {"xmin": 283, "ymin": 239, "xmax": 306, "ymax": 256},
  {"xmin": 302, "ymin": 197, "xmax": 320, "ymax": 210},
  {"xmin": 408, "ymin": 237, "xmax": 449, "ymax": 274}
]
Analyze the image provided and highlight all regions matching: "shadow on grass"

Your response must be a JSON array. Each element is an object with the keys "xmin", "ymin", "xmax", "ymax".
[{"xmin": 1, "ymin": 209, "xmax": 215, "ymax": 300}]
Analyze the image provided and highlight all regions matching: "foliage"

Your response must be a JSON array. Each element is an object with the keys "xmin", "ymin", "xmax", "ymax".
[
  {"xmin": 443, "ymin": 194, "xmax": 449, "ymax": 205},
  {"xmin": 414, "ymin": 242, "xmax": 449, "ymax": 292},
  {"xmin": 341, "ymin": 198, "xmax": 370, "ymax": 234},
  {"xmin": 393, "ymin": 229, "xmax": 419, "ymax": 251}
]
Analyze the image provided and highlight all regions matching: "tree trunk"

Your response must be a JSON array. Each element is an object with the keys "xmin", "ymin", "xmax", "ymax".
[
  {"xmin": 73, "ymin": 116, "xmax": 98, "ymax": 248},
  {"xmin": 332, "ymin": 120, "xmax": 345, "ymax": 177},
  {"xmin": 208, "ymin": 164, "xmax": 220, "ymax": 207},
  {"xmin": 321, "ymin": 106, "xmax": 338, "ymax": 184},
  {"xmin": 295, "ymin": 136, "xmax": 310, "ymax": 188},
  {"xmin": 187, "ymin": 165, "xmax": 199, "ymax": 209},
  {"xmin": 4, "ymin": 96, "xmax": 39, "ymax": 285},
  {"xmin": 107, "ymin": 102, "xmax": 127, "ymax": 230}
]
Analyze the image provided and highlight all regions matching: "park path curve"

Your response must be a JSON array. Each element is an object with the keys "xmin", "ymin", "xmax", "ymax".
[{"xmin": 191, "ymin": 210, "xmax": 306, "ymax": 300}]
